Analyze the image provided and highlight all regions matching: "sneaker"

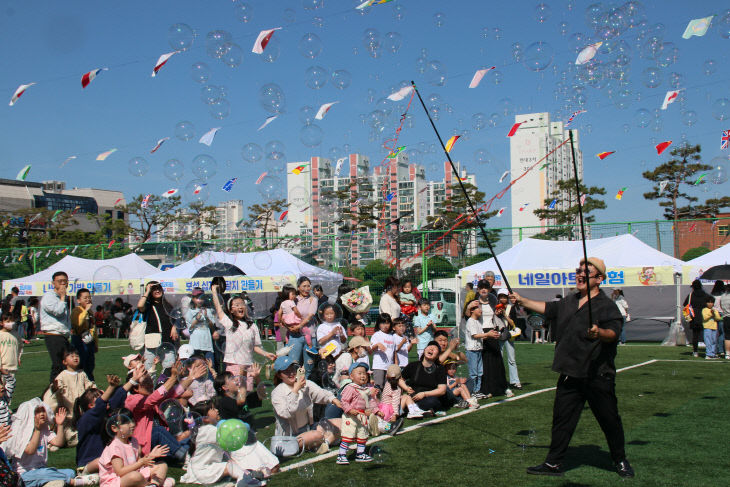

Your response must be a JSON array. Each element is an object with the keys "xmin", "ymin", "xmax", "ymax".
[
  {"xmin": 505, "ymin": 389, "xmax": 515, "ymax": 398},
  {"xmin": 725, "ymin": 354, "xmax": 730, "ymax": 360},
  {"xmin": 336, "ymin": 454, "xmax": 349, "ymax": 465},
  {"xmin": 526, "ymin": 462, "xmax": 563, "ymax": 476},
  {"xmin": 304, "ymin": 345, "xmax": 319, "ymax": 356},
  {"xmin": 434, "ymin": 411, "xmax": 446, "ymax": 417},
  {"xmin": 389, "ymin": 416, "xmax": 405, "ymax": 436},
  {"xmin": 355, "ymin": 452, "xmax": 373, "ymax": 462},
  {"xmin": 692, "ymin": 352, "xmax": 699, "ymax": 357},
  {"xmin": 473, "ymin": 392, "xmax": 487, "ymax": 400},
  {"xmin": 406, "ymin": 409, "xmax": 423, "ymax": 419},
  {"xmin": 44, "ymin": 481, "xmax": 66, "ymax": 487},
  {"xmin": 456, "ymin": 399, "xmax": 469, "ymax": 408},
  {"xmin": 615, "ymin": 459, "xmax": 635, "ymax": 478},
  {"xmin": 511, "ymin": 383, "xmax": 523, "ymax": 390},
  {"xmin": 75, "ymin": 474, "xmax": 100, "ymax": 485},
  {"xmin": 422, "ymin": 409, "xmax": 435, "ymax": 417},
  {"xmin": 467, "ymin": 398, "xmax": 480, "ymax": 409}
]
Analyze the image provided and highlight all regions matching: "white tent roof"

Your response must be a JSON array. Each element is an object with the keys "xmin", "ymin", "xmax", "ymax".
[
  {"xmin": 460, "ymin": 234, "xmax": 685, "ymax": 274},
  {"xmin": 144, "ymin": 249, "xmax": 342, "ymax": 283},
  {"xmin": 3, "ymin": 254, "xmax": 159, "ymax": 288},
  {"xmin": 687, "ymin": 242, "xmax": 730, "ymax": 268}
]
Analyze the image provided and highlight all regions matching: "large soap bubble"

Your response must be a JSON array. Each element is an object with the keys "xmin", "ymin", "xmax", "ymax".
[
  {"xmin": 259, "ymin": 83, "xmax": 286, "ymax": 114},
  {"xmin": 241, "ymin": 143, "xmax": 264, "ymax": 163},
  {"xmin": 174, "ymin": 121, "xmax": 195, "ymax": 141},
  {"xmin": 92, "ymin": 265, "xmax": 122, "ymax": 295},
  {"xmin": 641, "ymin": 66, "xmax": 661, "ymax": 88},
  {"xmin": 634, "ymin": 108, "xmax": 651, "ymax": 128},
  {"xmin": 257, "ymin": 175, "xmax": 284, "ymax": 201},
  {"xmin": 522, "ymin": 41, "xmax": 554, "ymax": 72},
  {"xmin": 534, "ymin": 3, "xmax": 551, "ymax": 23},
  {"xmin": 299, "ymin": 33, "xmax": 323, "ymax": 59},
  {"xmin": 233, "ymin": 0, "xmax": 252, "ymax": 22},
  {"xmin": 384, "ymin": 32, "xmax": 402, "ymax": 53},
  {"xmin": 184, "ymin": 179, "xmax": 210, "ymax": 204},
  {"xmin": 712, "ymin": 98, "xmax": 729, "ymax": 121},
  {"xmin": 168, "ymin": 23, "xmax": 194, "ymax": 51},
  {"xmin": 304, "ymin": 66, "xmax": 328, "ymax": 89},
  {"xmin": 221, "ymin": 42, "xmax": 243, "ymax": 68},
  {"xmin": 201, "ymin": 85, "xmax": 223, "ymax": 104},
  {"xmin": 265, "ymin": 140, "xmax": 286, "ymax": 161},
  {"xmin": 128, "ymin": 157, "xmax": 149, "ymax": 177},
  {"xmin": 209, "ymin": 99, "xmax": 230, "ymax": 119},
  {"xmin": 191, "ymin": 154, "xmax": 217, "ymax": 180},
  {"xmin": 164, "ymin": 159, "xmax": 185, "ymax": 182},
  {"xmin": 260, "ymin": 37, "xmax": 280, "ymax": 63},
  {"xmin": 191, "ymin": 62, "xmax": 210, "ymax": 84},
  {"xmin": 206, "ymin": 30, "xmax": 232, "ymax": 59},
  {"xmin": 426, "ymin": 60, "xmax": 447, "ymax": 86},
  {"xmin": 331, "ymin": 70, "xmax": 351, "ymax": 90},
  {"xmin": 300, "ymin": 124, "xmax": 323, "ymax": 147}
]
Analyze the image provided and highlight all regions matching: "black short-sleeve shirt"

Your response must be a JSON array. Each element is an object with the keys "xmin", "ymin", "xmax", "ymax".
[
  {"xmin": 401, "ymin": 361, "xmax": 447, "ymax": 394},
  {"xmin": 543, "ymin": 290, "xmax": 623, "ymax": 378}
]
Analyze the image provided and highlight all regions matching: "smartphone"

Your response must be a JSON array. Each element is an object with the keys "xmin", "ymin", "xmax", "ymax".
[{"xmin": 296, "ymin": 366, "xmax": 305, "ymax": 381}]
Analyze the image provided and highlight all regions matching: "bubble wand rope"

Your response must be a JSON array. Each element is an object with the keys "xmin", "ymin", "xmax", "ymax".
[
  {"xmin": 568, "ymin": 129, "xmax": 593, "ymax": 328},
  {"xmin": 410, "ymin": 80, "xmax": 512, "ymax": 293}
]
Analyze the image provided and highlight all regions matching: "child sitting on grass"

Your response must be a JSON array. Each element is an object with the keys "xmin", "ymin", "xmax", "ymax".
[
  {"xmin": 0, "ymin": 309, "xmax": 21, "ymax": 426},
  {"xmin": 179, "ymin": 354, "xmax": 216, "ymax": 406},
  {"xmin": 180, "ymin": 400, "xmax": 279, "ymax": 485},
  {"xmin": 214, "ymin": 364, "xmax": 266, "ymax": 421},
  {"xmin": 99, "ymin": 408, "xmax": 172, "ymax": 487},
  {"xmin": 42, "ymin": 348, "xmax": 95, "ymax": 448},
  {"xmin": 443, "ymin": 359, "xmax": 479, "ymax": 409}
]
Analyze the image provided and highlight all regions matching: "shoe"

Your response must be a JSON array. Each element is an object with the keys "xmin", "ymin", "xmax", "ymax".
[
  {"xmin": 473, "ymin": 392, "xmax": 486, "ymax": 400},
  {"xmin": 693, "ymin": 352, "xmax": 699, "ymax": 357},
  {"xmin": 355, "ymin": 452, "xmax": 373, "ymax": 462},
  {"xmin": 336, "ymin": 454, "xmax": 349, "ymax": 465},
  {"xmin": 526, "ymin": 462, "xmax": 563, "ymax": 476},
  {"xmin": 615, "ymin": 459, "xmax": 635, "ymax": 478},
  {"xmin": 368, "ymin": 413, "xmax": 380, "ymax": 436},
  {"xmin": 316, "ymin": 441, "xmax": 330, "ymax": 454},
  {"xmin": 505, "ymin": 389, "xmax": 515, "ymax": 398},
  {"xmin": 511, "ymin": 383, "xmax": 523, "ymax": 390},
  {"xmin": 406, "ymin": 409, "xmax": 423, "ymax": 419},
  {"xmin": 75, "ymin": 474, "xmax": 100, "ymax": 485},
  {"xmin": 456, "ymin": 399, "xmax": 469, "ymax": 408},
  {"xmin": 434, "ymin": 411, "xmax": 446, "ymax": 417},
  {"xmin": 467, "ymin": 398, "xmax": 480, "ymax": 409},
  {"xmin": 44, "ymin": 481, "xmax": 66, "ymax": 487},
  {"xmin": 304, "ymin": 345, "xmax": 319, "ymax": 356},
  {"xmin": 389, "ymin": 416, "xmax": 405, "ymax": 436}
]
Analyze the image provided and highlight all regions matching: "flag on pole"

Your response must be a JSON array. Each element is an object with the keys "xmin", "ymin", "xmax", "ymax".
[
  {"xmin": 661, "ymin": 90, "xmax": 680, "ymax": 110},
  {"xmin": 565, "ymin": 110, "xmax": 586, "ymax": 127},
  {"xmin": 721, "ymin": 130, "xmax": 729, "ymax": 150},
  {"xmin": 615, "ymin": 187, "xmax": 626, "ymax": 200},
  {"xmin": 255, "ymin": 172, "xmax": 267, "ymax": 184},
  {"xmin": 518, "ymin": 203, "xmax": 529, "ymax": 211},
  {"xmin": 16, "ymin": 164, "xmax": 31, "ymax": 181},
  {"xmin": 9, "ymin": 82, "xmax": 35, "ymax": 106},
  {"xmin": 499, "ymin": 170, "xmax": 510, "ymax": 183},
  {"xmin": 596, "ymin": 151, "xmax": 615, "ymax": 160},
  {"xmin": 257, "ymin": 115, "xmax": 278, "ymax": 131},
  {"xmin": 315, "ymin": 101, "xmax": 339, "ymax": 120},
  {"xmin": 292, "ymin": 164, "xmax": 308, "ymax": 175},
  {"xmin": 387, "ymin": 147, "xmax": 405, "ymax": 159},
  {"xmin": 387, "ymin": 86, "xmax": 413, "ymax": 101},
  {"xmin": 199, "ymin": 127, "xmax": 221, "ymax": 146},
  {"xmin": 682, "ymin": 16, "xmax": 714, "ymax": 39},
  {"xmin": 222, "ymin": 178, "xmax": 237, "ymax": 192},
  {"xmin": 496, "ymin": 207, "xmax": 505, "ymax": 217},
  {"xmin": 444, "ymin": 135, "xmax": 461, "ymax": 153},
  {"xmin": 96, "ymin": 148, "xmax": 117, "ymax": 161},
  {"xmin": 252, "ymin": 27, "xmax": 282, "ymax": 54},
  {"xmin": 161, "ymin": 188, "xmax": 178, "ymax": 198},
  {"xmin": 108, "ymin": 240, "xmax": 115, "ymax": 249},
  {"xmin": 580, "ymin": 194, "xmax": 587, "ymax": 205},
  {"xmin": 279, "ymin": 210, "xmax": 289, "ymax": 221}
]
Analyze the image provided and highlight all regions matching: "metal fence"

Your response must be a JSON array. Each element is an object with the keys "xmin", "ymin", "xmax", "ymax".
[{"xmin": 1, "ymin": 217, "xmax": 728, "ymax": 295}]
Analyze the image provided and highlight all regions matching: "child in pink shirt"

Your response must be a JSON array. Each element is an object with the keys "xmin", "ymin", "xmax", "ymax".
[
  {"xmin": 280, "ymin": 289, "xmax": 313, "ymax": 347},
  {"xmin": 336, "ymin": 363, "xmax": 380, "ymax": 465}
]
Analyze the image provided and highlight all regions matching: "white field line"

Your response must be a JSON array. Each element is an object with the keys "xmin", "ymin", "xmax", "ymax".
[{"xmin": 281, "ymin": 359, "xmax": 660, "ymax": 472}]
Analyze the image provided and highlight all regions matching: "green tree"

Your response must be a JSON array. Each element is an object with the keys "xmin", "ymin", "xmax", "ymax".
[
  {"xmin": 532, "ymin": 180, "xmax": 607, "ymax": 240},
  {"xmin": 125, "ymin": 194, "xmax": 186, "ymax": 249},
  {"xmin": 180, "ymin": 201, "xmax": 219, "ymax": 240},
  {"xmin": 361, "ymin": 259, "xmax": 393, "ymax": 302},
  {"xmin": 322, "ymin": 177, "xmax": 379, "ymax": 234},
  {"xmin": 642, "ymin": 144, "xmax": 712, "ymax": 256},
  {"xmin": 682, "ymin": 246, "xmax": 711, "ymax": 261},
  {"xmin": 242, "ymin": 198, "xmax": 289, "ymax": 249}
]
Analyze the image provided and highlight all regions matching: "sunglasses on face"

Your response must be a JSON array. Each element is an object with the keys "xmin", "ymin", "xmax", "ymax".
[{"xmin": 575, "ymin": 268, "xmax": 601, "ymax": 279}]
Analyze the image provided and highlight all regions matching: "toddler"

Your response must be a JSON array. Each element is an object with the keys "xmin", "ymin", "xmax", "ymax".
[
  {"xmin": 392, "ymin": 318, "xmax": 416, "ymax": 368},
  {"xmin": 444, "ymin": 360, "xmax": 479, "ymax": 409},
  {"xmin": 316, "ymin": 304, "xmax": 348, "ymax": 360},
  {"xmin": 334, "ymin": 336, "xmax": 370, "ymax": 388},
  {"xmin": 280, "ymin": 288, "xmax": 313, "ymax": 348},
  {"xmin": 413, "ymin": 299, "xmax": 438, "ymax": 357},
  {"xmin": 370, "ymin": 314, "xmax": 396, "ymax": 389},
  {"xmin": 398, "ymin": 281, "xmax": 419, "ymax": 317},
  {"xmin": 336, "ymin": 363, "xmax": 377, "ymax": 465},
  {"xmin": 0, "ymin": 310, "xmax": 21, "ymax": 425}
]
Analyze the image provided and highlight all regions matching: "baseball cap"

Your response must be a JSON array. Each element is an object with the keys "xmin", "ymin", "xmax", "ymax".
[
  {"xmin": 348, "ymin": 362, "xmax": 369, "ymax": 375},
  {"xmin": 348, "ymin": 336, "xmax": 370, "ymax": 350},
  {"xmin": 177, "ymin": 344, "xmax": 194, "ymax": 360},
  {"xmin": 386, "ymin": 364, "xmax": 401, "ymax": 379},
  {"xmin": 579, "ymin": 257, "xmax": 606, "ymax": 277},
  {"xmin": 273, "ymin": 355, "xmax": 299, "ymax": 372},
  {"xmin": 497, "ymin": 288, "xmax": 509, "ymax": 296},
  {"xmin": 122, "ymin": 353, "xmax": 141, "ymax": 368},
  {"xmin": 191, "ymin": 287, "xmax": 204, "ymax": 297}
]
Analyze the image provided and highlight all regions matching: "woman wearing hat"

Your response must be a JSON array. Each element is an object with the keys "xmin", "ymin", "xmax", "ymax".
[{"xmin": 270, "ymin": 356, "xmax": 342, "ymax": 452}]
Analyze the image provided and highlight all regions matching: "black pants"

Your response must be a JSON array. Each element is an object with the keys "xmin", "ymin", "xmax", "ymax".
[
  {"xmin": 45, "ymin": 334, "xmax": 70, "ymax": 383},
  {"xmin": 545, "ymin": 374, "xmax": 626, "ymax": 466},
  {"xmin": 691, "ymin": 327, "xmax": 703, "ymax": 353}
]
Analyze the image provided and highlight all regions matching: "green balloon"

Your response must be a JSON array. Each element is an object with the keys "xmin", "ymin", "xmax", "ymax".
[{"xmin": 216, "ymin": 418, "xmax": 249, "ymax": 452}]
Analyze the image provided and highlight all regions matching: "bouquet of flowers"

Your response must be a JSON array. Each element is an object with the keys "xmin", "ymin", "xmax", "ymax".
[{"xmin": 341, "ymin": 286, "xmax": 373, "ymax": 314}]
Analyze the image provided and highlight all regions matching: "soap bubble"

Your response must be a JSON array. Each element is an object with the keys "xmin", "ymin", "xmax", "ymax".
[
  {"xmin": 369, "ymin": 445, "xmax": 389, "ymax": 464},
  {"xmin": 299, "ymin": 32, "xmax": 323, "ymax": 59},
  {"xmin": 712, "ymin": 98, "xmax": 729, "ymax": 121},
  {"xmin": 92, "ymin": 265, "xmax": 122, "ymax": 294},
  {"xmin": 312, "ymin": 16, "xmax": 324, "ymax": 28},
  {"xmin": 201, "ymin": 85, "xmax": 223, "ymax": 104},
  {"xmin": 257, "ymin": 175, "xmax": 284, "ymax": 201},
  {"xmin": 106, "ymin": 413, "xmax": 134, "ymax": 438},
  {"xmin": 303, "ymin": 0, "xmax": 323, "ymax": 10},
  {"xmin": 163, "ymin": 159, "xmax": 184, "ymax": 182},
  {"xmin": 304, "ymin": 66, "xmax": 328, "ymax": 89},
  {"xmin": 523, "ymin": 41, "xmax": 554, "ymax": 72},
  {"xmin": 682, "ymin": 110, "xmax": 697, "ymax": 127},
  {"xmin": 491, "ymin": 70, "xmax": 503, "ymax": 85},
  {"xmin": 168, "ymin": 23, "xmax": 194, "ymax": 51},
  {"xmin": 160, "ymin": 399, "xmax": 185, "ymax": 432},
  {"xmin": 426, "ymin": 60, "xmax": 447, "ymax": 86},
  {"xmin": 433, "ymin": 12, "xmax": 445, "ymax": 27},
  {"xmin": 221, "ymin": 43, "xmax": 243, "ymax": 68},
  {"xmin": 206, "ymin": 30, "xmax": 232, "ymax": 59},
  {"xmin": 260, "ymin": 37, "xmax": 280, "ymax": 63},
  {"xmin": 241, "ymin": 143, "xmax": 263, "ymax": 163},
  {"xmin": 253, "ymin": 251, "xmax": 272, "ymax": 271},
  {"xmin": 718, "ymin": 12, "xmax": 730, "ymax": 39},
  {"xmin": 289, "ymin": 186, "xmax": 309, "ymax": 208},
  {"xmin": 299, "ymin": 105, "xmax": 316, "ymax": 124},
  {"xmin": 393, "ymin": 3, "xmax": 405, "ymax": 20},
  {"xmin": 155, "ymin": 342, "xmax": 177, "ymax": 368},
  {"xmin": 259, "ymin": 83, "xmax": 286, "ymax": 114},
  {"xmin": 233, "ymin": 1, "xmax": 252, "ymax": 22},
  {"xmin": 331, "ymin": 70, "xmax": 351, "ymax": 90},
  {"xmin": 585, "ymin": 3, "xmax": 603, "ymax": 28},
  {"xmin": 472, "ymin": 113, "xmax": 487, "ymax": 131},
  {"xmin": 184, "ymin": 179, "xmax": 210, "ymax": 204},
  {"xmin": 703, "ymin": 59, "xmax": 717, "ymax": 76},
  {"xmin": 534, "ymin": 3, "xmax": 551, "ymax": 23},
  {"xmin": 192, "ymin": 154, "xmax": 217, "ymax": 180},
  {"xmin": 474, "ymin": 148, "xmax": 491, "ymax": 165},
  {"xmin": 190, "ymin": 62, "xmax": 210, "ymax": 84},
  {"xmin": 265, "ymin": 141, "xmax": 286, "ymax": 161},
  {"xmin": 558, "ymin": 20, "xmax": 569, "ymax": 35},
  {"xmin": 209, "ymin": 99, "xmax": 230, "ymax": 119},
  {"xmin": 300, "ymin": 123, "xmax": 323, "ymax": 147},
  {"xmin": 384, "ymin": 32, "xmax": 402, "ymax": 53},
  {"xmin": 174, "ymin": 121, "xmax": 195, "ymax": 141},
  {"xmin": 362, "ymin": 28, "xmax": 380, "ymax": 51},
  {"xmin": 128, "ymin": 157, "xmax": 149, "ymax": 177},
  {"xmin": 641, "ymin": 66, "xmax": 661, "ymax": 88},
  {"xmin": 634, "ymin": 108, "xmax": 651, "ymax": 128},
  {"xmin": 297, "ymin": 464, "xmax": 314, "ymax": 479}
]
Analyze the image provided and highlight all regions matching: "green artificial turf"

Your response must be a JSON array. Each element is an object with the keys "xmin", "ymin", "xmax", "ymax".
[{"xmin": 14, "ymin": 338, "xmax": 729, "ymax": 486}]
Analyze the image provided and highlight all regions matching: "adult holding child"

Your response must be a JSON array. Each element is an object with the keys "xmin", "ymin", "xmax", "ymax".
[
  {"xmin": 41, "ymin": 271, "xmax": 72, "ymax": 382},
  {"xmin": 283, "ymin": 277, "xmax": 318, "ymax": 378},
  {"xmin": 378, "ymin": 276, "xmax": 402, "ymax": 321},
  {"xmin": 511, "ymin": 257, "xmax": 634, "ymax": 479}
]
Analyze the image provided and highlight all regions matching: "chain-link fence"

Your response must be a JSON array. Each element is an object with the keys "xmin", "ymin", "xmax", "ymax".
[{"xmin": 1, "ymin": 217, "xmax": 728, "ymax": 299}]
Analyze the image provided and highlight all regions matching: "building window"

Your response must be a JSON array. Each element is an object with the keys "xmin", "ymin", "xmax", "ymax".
[{"xmin": 719, "ymin": 225, "xmax": 729, "ymax": 237}]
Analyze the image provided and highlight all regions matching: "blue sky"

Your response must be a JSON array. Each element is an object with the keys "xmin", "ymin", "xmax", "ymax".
[{"xmin": 2, "ymin": 0, "xmax": 729, "ymax": 227}]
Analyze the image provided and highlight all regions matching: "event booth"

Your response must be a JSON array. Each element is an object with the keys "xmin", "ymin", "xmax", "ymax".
[
  {"xmin": 458, "ymin": 234, "xmax": 686, "ymax": 341},
  {"xmin": 684, "ymin": 242, "xmax": 730, "ymax": 283},
  {"xmin": 2, "ymin": 254, "xmax": 159, "ymax": 297}
]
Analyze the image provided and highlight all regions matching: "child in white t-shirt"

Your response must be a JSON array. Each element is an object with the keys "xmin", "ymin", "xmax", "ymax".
[
  {"xmin": 465, "ymin": 300, "xmax": 489, "ymax": 398},
  {"xmin": 315, "ymin": 304, "xmax": 347, "ymax": 359},
  {"xmin": 392, "ymin": 317, "xmax": 416, "ymax": 368},
  {"xmin": 370, "ymin": 314, "xmax": 396, "ymax": 389}
]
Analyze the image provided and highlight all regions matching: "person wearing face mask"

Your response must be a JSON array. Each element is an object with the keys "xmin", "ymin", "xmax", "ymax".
[
  {"xmin": 0, "ymin": 309, "xmax": 21, "ymax": 425},
  {"xmin": 333, "ymin": 336, "xmax": 370, "ymax": 389},
  {"xmin": 511, "ymin": 257, "xmax": 633, "ymax": 480}
]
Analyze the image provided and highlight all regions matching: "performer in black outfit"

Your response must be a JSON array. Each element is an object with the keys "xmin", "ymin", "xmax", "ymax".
[{"xmin": 511, "ymin": 257, "xmax": 635, "ymax": 479}]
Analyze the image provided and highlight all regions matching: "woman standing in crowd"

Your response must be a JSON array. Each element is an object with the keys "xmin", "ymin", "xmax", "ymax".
[
  {"xmin": 379, "ymin": 276, "xmax": 401, "ymax": 321},
  {"xmin": 710, "ymin": 281, "xmax": 726, "ymax": 358},
  {"xmin": 683, "ymin": 280, "xmax": 710, "ymax": 357},
  {"xmin": 137, "ymin": 281, "xmax": 178, "ymax": 371},
  {"xmin": 718, "ymin": 282, "xmax": 730, "ymax": 360},
  {"xmin": 284, "ymin": 277, "xmax": 318, "ymax": 378},
  {"xmin": 611, "ymin": 289, "xmax": 630, "ymax": 345}
]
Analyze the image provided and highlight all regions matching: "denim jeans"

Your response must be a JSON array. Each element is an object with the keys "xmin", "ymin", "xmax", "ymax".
[
  {"xmin": 619, "ymin": 317, "xmax": 627, "ymax": 344},
  {"xmin": 716, "ymin": 324, "xmax": 725, "ymax": 356},
  {"xmin": 71, "ymin": 334, "xmax": 96, "ymax": 382},
  {"xmin": 500, "ymin": 340, "xmax": 520, "ymax": 385},
  {"xmin": 151, "ymin": 425, "xmax": 188, "ymax": 462},
  {"xmin": 466, "ymin": 350, "xmax": 483, "ymax": 392},
  {"xmin": 287, "ymin": 333, "xmax": 315, "ymax": 378},
  {"xmin": 21, "ymin": 467, "xmax": 75, "ymax": 487},
  {"xmin": 703, "ymin": 328, "xmax": 717, "ymax": 357}
]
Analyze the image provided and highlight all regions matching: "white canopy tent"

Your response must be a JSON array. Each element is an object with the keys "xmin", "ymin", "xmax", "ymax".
[
  {"xmin": 684, "ymin": 242, "xmax": 730, "ymax": 282},
  {"xmin": 458, "ymin": 235, "xmax": 685, "ymax": 340},
  {"xmin": 2, "ymin": 254, "xmax": 159, "ymax": 296}
]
